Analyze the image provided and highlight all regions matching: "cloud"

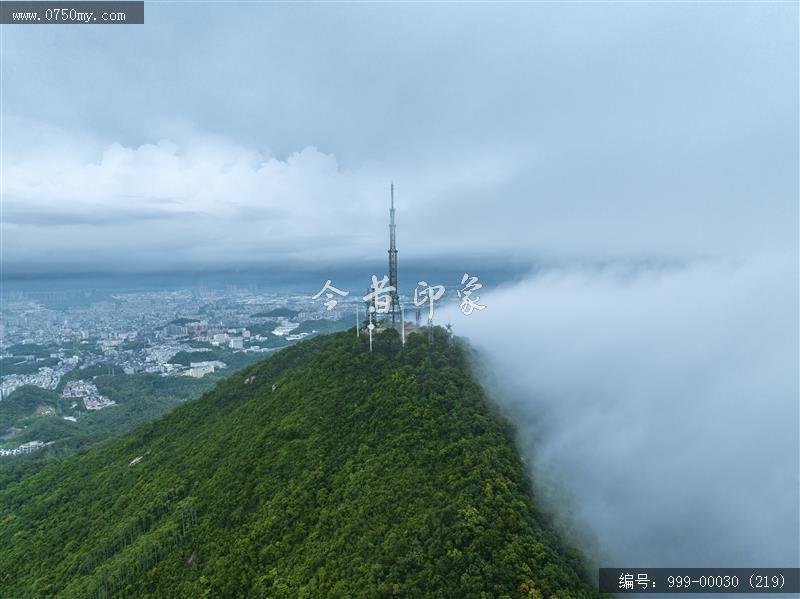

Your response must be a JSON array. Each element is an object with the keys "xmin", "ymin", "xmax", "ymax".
[
  {"xmin": 2, "ymin": 3, "xmax": 796, "ymax": 272},
  {"xmin": 3, "ymin": 121, "xmax": 796, "ymax": 273},
  {"xmin": 1, "ymin": 136, "xmax": 527, "ymax": 271},
  {"xmin": 2, "ymin": 141, "xmax": 373, "ymax": 268},
  {"xmin": 446, "ymin": 251, "xmax": 799, "ymax": 570}
]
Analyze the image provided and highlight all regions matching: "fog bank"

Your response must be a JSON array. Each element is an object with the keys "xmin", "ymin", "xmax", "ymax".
[{"xmin": 447, "ymin": 252, "xmax": 799, "ymax": 569}]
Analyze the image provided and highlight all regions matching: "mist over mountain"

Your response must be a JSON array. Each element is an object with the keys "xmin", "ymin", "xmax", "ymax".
[
  {"xmin": 1, "ymin": 1, "xmax": 796, "ymax": 590},
  {"xmin": 446, "ymin": 251, "xmax": 799, "ymax": 570}
]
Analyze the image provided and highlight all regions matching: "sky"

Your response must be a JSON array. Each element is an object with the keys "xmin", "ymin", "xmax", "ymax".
[
  {"xmin": 2, "ymin": 0, "xmax": 799, "ymax": 580},
  {"xmin": 1, "ymin": 2, "xmax": 797, "ymax": 277}
]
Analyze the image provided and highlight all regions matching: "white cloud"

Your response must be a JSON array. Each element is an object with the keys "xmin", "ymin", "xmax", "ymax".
[
  {"xmin": 2, "ymin": 136, "xmax": 525, "ymax": 270},
  {"xmin": 3, "ymin": 141, "xmax": 371, "ymax": 267},
  {"xmin": 446, "ymin": 251, "xmax": 799, "ymax": 569}
]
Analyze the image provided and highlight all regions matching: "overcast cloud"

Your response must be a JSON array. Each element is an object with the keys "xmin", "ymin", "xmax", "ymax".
[{"xmin": 2, "ymin": 3, "xmax": 797, "ymax": 273}]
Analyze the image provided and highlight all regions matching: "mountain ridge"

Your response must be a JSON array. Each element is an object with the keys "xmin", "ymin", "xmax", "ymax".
[{"xmin": 0, "ymin": 327, "xmax": 602, "ymax": 598}]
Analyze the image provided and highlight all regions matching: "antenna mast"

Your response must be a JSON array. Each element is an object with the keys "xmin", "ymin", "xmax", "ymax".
[
  {"xmin": 388, "ymin": 183, "xmax": 399, "ymax": 329},
  {"xmin": 401, "ymin": 304, "xmax": 405, "ymax": 346}
]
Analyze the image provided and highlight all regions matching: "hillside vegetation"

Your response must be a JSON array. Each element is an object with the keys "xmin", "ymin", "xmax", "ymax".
[
  {"xmin": 0, "ymin": 328, "xmax": 602, "ymax": 598},
  {"xmin": 0, "ymin": 374, "xmax": 217, "ymax": 480}
]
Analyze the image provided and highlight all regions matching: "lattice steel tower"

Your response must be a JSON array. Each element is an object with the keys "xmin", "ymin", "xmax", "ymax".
[{"xmin": 388, "ymin": 183, "xmax": 400, "ymax": 327}]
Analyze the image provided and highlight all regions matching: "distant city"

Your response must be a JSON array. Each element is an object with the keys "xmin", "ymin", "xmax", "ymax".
[
  {"xmin": 0, "ymin": 274, "xmax": 479, "ymax": 460},
  {"xmin": 0, "ymin": 285, "xmax": 367, "ymax": 456},
  {"xmin": 0, "ymin": 285, "xmax": 371, "ymax": 389}
]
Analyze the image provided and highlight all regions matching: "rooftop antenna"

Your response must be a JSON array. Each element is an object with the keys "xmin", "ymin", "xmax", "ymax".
[{"xmin": 388, "ymin": 183, "xmax": 399, "ymax": 330}]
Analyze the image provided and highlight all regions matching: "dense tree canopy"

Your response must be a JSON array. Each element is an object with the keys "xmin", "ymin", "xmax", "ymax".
[{"xmin": 0, "ymin": 328, "xmax": 604, "ymax": 598}]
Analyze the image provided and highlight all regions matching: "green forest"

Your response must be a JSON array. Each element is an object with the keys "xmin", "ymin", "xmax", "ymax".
[
  {"xmin": 0, "ymin": 374, "xmax": 217, "ymax": 482},
  {"xmin": 0, "ymin": 328, "xmax": 605, "ymax": 598}
]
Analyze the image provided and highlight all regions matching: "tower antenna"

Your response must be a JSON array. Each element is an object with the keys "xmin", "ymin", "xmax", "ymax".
[
  {"xmin": 400, "ymin": 303, "xmax": 405, "ymax": 346},
  {"xmin": 388, "ymin": 183, "xmax": 399, "ymax": 330},
  {"xmin": 368, "ymin": 311, "xmax": 374, "ymax": 353}
]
